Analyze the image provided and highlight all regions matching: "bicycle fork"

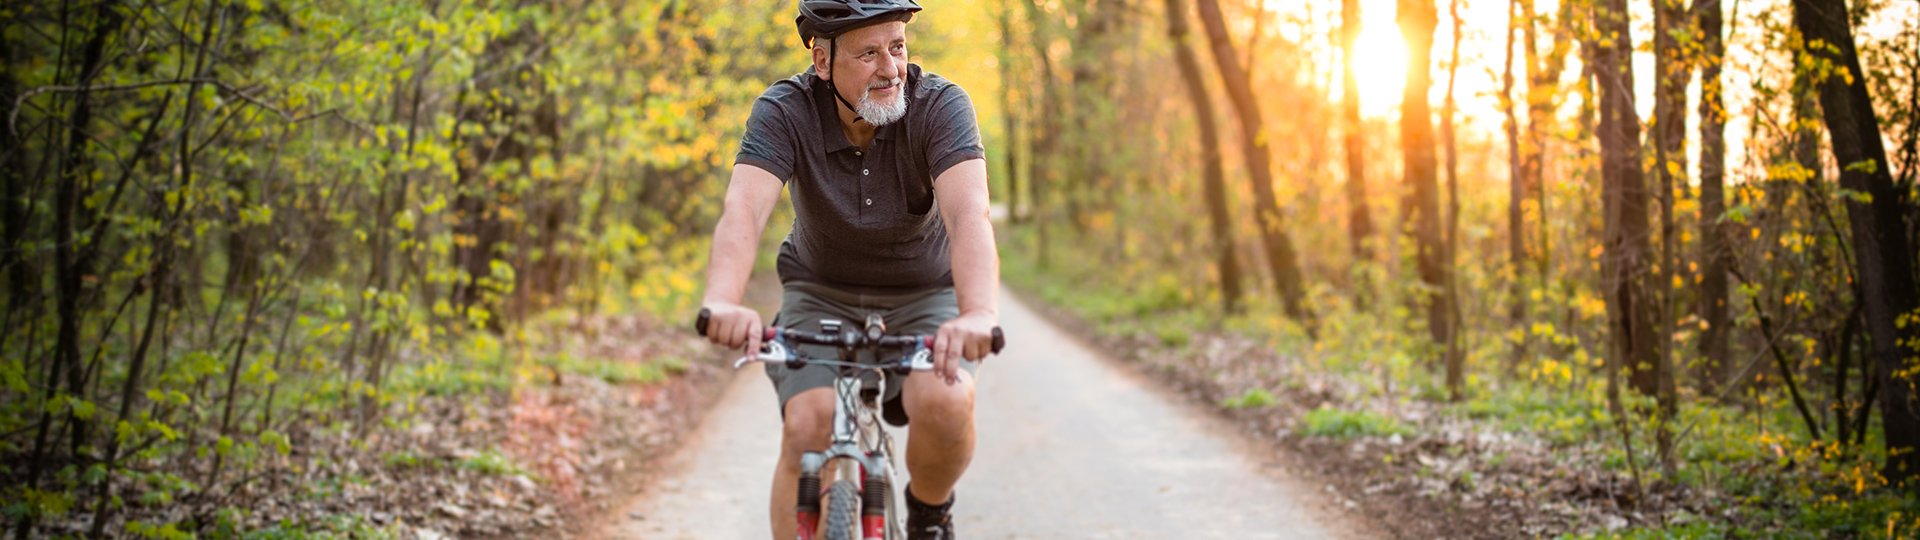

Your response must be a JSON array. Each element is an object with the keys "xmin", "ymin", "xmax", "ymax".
[{"xmin": 794, "ymin": 376, "xmax": 895, "ymax": 540}]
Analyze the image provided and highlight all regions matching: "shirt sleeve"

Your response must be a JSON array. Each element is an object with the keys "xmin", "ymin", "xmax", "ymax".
[
  {"xmin": 735, "ymin": 93, "xmax": 796, "ymax": 182},
  {"xmin": 924, "ymin": 85, "xmax": 986, "ymax": 182}
]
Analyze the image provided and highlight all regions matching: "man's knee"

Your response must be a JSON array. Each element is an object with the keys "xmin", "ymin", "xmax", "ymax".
[
  {"xmin": 903, "ymin": 372, "xmax": 974, "ymax": 431},
  {"xmin": 782, "ymin": 388, "xmax": 835, "ymax": 455}
]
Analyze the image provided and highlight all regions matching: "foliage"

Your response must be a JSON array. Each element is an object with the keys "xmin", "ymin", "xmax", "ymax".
[
  {"xmin": 997, "ymin": 0, "xmax": 1920, "ymax": 534},
  {"xmin": 0, "ymin": 0, "xmax": 964, "ymax": 534}
]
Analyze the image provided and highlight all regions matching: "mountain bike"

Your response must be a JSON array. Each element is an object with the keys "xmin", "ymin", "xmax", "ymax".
[{"xmin": 696, "ymin": 309, "xmax": 1003, "ymax": 540}]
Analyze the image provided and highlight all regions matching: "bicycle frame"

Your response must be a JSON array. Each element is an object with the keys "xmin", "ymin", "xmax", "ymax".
[
  {"xmin": 747, "ymin": 335, "xmax": 917, "ymax": 540},
  {"xmin": 795, "ymin": 372, "xmax": 900, "ymax": 540}
]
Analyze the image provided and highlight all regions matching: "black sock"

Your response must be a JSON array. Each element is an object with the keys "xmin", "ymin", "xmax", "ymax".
[{"xmin": 905, "ymin": 483, "xmax": 953, "ymax": 512}]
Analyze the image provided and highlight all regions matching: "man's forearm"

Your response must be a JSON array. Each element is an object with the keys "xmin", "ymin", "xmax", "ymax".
[
  {"xmin": 703, "ymin": 208, "xmax": 763, "ymax": 305},
  {"xmin": 948, "ymin": 214, "xmax": 999, "ymax": 318}
]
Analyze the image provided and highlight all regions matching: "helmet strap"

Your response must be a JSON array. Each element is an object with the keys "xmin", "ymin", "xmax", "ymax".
[{"xmin": 826, "ymin": 38, "xmax": 864, "ymax": 124}]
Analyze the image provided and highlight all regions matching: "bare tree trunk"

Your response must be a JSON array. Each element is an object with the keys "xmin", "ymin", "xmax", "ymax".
[
  {"xmin": 997, "ymin": 6, "xmax": 1022, "ymax": 225},
  {"xmin": 1023, "ymin": 0, "xmax": 1060, "ymax": 269},
  {"xmin": 1594, "ymin": 0, "xmax": 1661, "ymax": 408},
  {"xmin": 1650, "ymin": 0, "xmax": 1691, "ymax": 468},
  {"xmin": 1341, "ymin": 0, "xmax": 1376, "ymax": 281},
  {"xmin": 1194, "ymin": 0, "xmax": 1316, "ymax": 330},
  {"xmin": 1165, "ymin": 0, "xmax": 1244, "ymax": 314},
  {"xmin": 1694, "ymin": 0, "xmax": 1733, "ymax": 394},
  {"xmin": 1442, "ymin": 0, "xmax": 1465, "ymax": 399},
  {"xmin": 1792, "ymin": 0, "xmax": 1920, "ymax": 484},
  {"xmin": 1399, "ymin": 0, "xmax": 1451, "ymax": 378},
  {"xmin": 1503, "ymin": 0, "xmax": 1529, "ymax": 371}
]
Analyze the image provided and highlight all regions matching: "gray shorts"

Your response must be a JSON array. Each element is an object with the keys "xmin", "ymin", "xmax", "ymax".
[{"xmin": 766, "ymin": 281, "xmax": 977, "ymax": 422}]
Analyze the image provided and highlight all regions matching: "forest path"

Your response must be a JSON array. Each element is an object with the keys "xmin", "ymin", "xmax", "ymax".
[{"xmin": 594, "ymin": 289, "xmax": 1363, "ymax": 539}]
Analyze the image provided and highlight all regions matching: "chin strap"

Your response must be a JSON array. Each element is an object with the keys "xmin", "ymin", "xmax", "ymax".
[{"xmin": 827, "ymin": 38, "xmax": 864, "ymax": 125}]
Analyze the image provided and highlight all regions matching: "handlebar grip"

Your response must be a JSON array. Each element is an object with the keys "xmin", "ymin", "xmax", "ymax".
[
  {"xmin": 991, "ymin": 327, "xmax": 1005, "ymax": 355},
  {"xmin": 695, "ymin": 308, "xmax": 711, "ymax": 337}
]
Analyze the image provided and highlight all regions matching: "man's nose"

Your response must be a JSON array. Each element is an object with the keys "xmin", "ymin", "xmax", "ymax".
[{"xmin": 875, "ymin": 51, "xmax": 899, "ymax": 81}]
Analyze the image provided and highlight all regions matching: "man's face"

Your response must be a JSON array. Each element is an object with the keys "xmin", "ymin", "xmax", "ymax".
[{"xmin": 817, "ymin": 21, "xmax": 909, "ymax": 126}]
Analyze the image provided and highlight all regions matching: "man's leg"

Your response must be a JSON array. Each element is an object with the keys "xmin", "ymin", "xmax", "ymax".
[
  {"xmin": 771, "ymin": 387, "xmax": 834, "ymax": 540},
  {"xmin": 901, "ymin": 369, "xmax": 976, "ymax": 505}
]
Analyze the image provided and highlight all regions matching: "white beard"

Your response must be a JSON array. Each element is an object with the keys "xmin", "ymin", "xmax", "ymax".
[{"xmin": 856, "ymin": 77, "xmax": 908, "ymax": 126}]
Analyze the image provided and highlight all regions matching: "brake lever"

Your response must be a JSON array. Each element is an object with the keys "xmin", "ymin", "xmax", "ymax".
[{"xmin": 731, "ymin": 340, "xmax": 791, "ymax": 369}]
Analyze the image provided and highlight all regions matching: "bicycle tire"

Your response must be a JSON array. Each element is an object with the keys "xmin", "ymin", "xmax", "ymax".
[{"xmin": 823, "ymin": 479, "xmax": 861, "ymax": 540}]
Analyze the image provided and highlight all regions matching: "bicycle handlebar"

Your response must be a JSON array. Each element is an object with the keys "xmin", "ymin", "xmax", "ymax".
[{"xmin": 694, "ymin": 308, "xmax": 1005, "ymax": 355}]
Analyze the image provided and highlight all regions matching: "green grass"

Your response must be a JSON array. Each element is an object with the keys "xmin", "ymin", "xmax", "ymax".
[
  {"xmin": 1300, "ymin": 405, "xmax": 1409, "ymax": 439},
  {"xmin": 458, "ymin": 448, "xmax": 527, "ymax": 477},
  {"xmin": 1221, "ymin": 388, "xmax": 1277, "ymax": 409}
]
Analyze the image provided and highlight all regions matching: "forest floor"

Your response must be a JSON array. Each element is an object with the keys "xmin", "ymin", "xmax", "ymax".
[
  {"xmin": 153, "ymin": 277, "xmax": 785, "ymax": 539},
  {"xmin": 231, "ymin": 316, "xmax": 728, "ymax": 540},
  {"xmin": 1021, "ymin": 297, "xmax": 1714, "ymax": 539}
]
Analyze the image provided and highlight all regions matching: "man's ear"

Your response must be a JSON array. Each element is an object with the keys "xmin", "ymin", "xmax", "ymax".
[{"xmin": 811, "ymin": 42, "xmax": 831, "ymax": 81}]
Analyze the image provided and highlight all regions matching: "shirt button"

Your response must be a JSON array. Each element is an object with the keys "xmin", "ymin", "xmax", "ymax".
[
  {"xmin": 862, "ymin": 168, "xmax": 869, "ymax": 176},
  {"xmin": 854, "ymin": 151, "xmax": 862, "ymax": 156},
  {"xmin": 865, "ymin": 198, "xmax": 873, "ymax": 206}
]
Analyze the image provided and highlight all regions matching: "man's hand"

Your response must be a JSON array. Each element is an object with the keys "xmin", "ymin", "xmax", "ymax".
[
  {"xmin": 702, "ymin": 301, "xmax": 764, "ymax": 355},
  {"xmin": 933, "ymin": 310, "xmax": 997, "ymax": 384}
]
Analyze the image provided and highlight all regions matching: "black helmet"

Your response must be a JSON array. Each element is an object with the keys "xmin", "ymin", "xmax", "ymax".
[{"xmin": 795, "ymin": 0, "xmax": 921, "ymax": 47}]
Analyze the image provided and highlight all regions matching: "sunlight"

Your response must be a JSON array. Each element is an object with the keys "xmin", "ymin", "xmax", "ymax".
[{"xmin": 1351, "ymin": 5, "xmax": 1407, "ymax": 118}]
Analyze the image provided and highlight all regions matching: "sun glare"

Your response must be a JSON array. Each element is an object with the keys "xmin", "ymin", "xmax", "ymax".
[{"xmin": 1350, "ymin": 24, "xmax": 1408, "ymax": 118}]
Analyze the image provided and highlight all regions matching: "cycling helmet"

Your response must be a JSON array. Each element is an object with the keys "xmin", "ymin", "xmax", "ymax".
[{"xmin": 795, "ymin": 0, "xmax": 921, "ymax": 48}]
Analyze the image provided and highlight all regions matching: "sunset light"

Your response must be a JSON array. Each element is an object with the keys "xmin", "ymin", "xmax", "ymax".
[
  {"xmin": 1350, "ymin": 23, "xmax": 1408, "ymax": 118},
  {"xmin": 1344, "ymin": 0, "xmax": 1409, "ymax": 118}
]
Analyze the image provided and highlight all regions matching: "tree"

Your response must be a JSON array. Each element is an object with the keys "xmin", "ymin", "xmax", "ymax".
[
  {"xmin": 1791, "ymin": 0, "xmax": 1920, "ymax": 483},
  {"xmin": 1649, "ymin": 0, "xmax": 1688, "ymax": 462},
  {"xmin": 1341, "ymin": 0, "xmax": 1377, "ymax": 276},
  {"xmin": 1164, "ymin": 0, "xmax": 1245, "ymax": 314},
  {"xmin": 1441, "ymin": 0, "xmax": 1466, "ymax": 398},
  {"xmin": 1193, "ymin": 0, "xmax": 1316, "ymax": 329},
  {"xmin": 1694, "ymin": 0, "xmax": 1732, "ymax": 393},
  {"xmin": 1399, "ymin": 0, "xmax": 1454, "ymax": 387},
  {"xmin": 1593, "ymin": 0, "xmax": 1664, "ymax": 412}
]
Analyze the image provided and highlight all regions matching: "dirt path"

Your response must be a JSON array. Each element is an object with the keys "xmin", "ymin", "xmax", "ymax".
[{"xmin": 598, "ymin": 289, "xmax": 1365, "ymax": 539}]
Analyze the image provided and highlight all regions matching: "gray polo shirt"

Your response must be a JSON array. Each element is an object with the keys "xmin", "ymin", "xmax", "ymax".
[{"xmin": 736, "ymin": 64, "xmax": 985, "ymax": 295}]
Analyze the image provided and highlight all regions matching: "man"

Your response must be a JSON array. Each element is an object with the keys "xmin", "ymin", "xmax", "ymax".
[{"xmin": 697, "ymin": 1, "xmax": 999, "ymax": 538}]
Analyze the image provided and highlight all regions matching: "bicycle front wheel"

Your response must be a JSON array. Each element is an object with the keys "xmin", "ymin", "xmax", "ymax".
[{"xmin": 823, "ymin": 479, "xmax": 860, "ymax": 540}]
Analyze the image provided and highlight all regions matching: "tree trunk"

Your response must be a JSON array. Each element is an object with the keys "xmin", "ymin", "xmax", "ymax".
[
  {"xmin": 1023, "ymin": 0, "xmax": 1060, "ymax": 268},
  {"xmin": 1694, "ymin": 0, "xmax": 1733, "ymax": 394},
  {"xmin": 1442, "ymin": 0, "xmax": 1465, "ymax": 399},
  {"xmin": 1165, "ymin": 0, "xmax": 1244, "ymax": 314},
  {"xmin": 1193, "ymin": 0, "xmax": 1316, "ymax": 329},
  {"xmin": 1593, "ymin": 0, "xmax": 1661, "ymax": 404},
  {"xmin": 997, "ymin": 6, "xmax": 1021, "ymax": 225},
  {"xmin": 1399, "ymin": 0, "xmax": 1451, "ymax": 377},
  {"xmin": 1341, "ymin": 0, "xmax": 1376, "ymax": 276},
  {"xmin": 1650, "ymin": 0, "xmax": 1690, "ymax": 466},
  {"xmin": 1503, "ymin": 0, "xmax": 1528, "ymax": 370},
  {"xmin": 1792, "ymin": 0, "xmax": 1920, "ymax": 484}
]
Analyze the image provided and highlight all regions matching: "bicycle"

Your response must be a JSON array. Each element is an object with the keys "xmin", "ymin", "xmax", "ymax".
[{"xmin": 696, "ymin": 308, "xmax": 1004, "ymax": 540}]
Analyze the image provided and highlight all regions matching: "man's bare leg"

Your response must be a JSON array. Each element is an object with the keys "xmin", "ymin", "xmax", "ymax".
[
  {"xmin": 771, "ymin": 388, "xmax": 834, "ymax": 540},
  {"xmin": 901, "ymin": 370, "xmax": 976, "ymax": 505}
]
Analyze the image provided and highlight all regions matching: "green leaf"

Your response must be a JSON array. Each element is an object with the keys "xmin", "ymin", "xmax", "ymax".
[{"xmin": 1843, "ymin": 159, "xmax": 1880, "ymax": 174}]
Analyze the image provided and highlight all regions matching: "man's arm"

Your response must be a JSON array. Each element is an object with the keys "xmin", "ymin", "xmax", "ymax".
[
  {"xmin": 932, "ymin": 158, "xmax": 999, "ymax": 382},
  {"xmin": 701, "ymin": 164, "xmax": 784, "ymax": 353}
]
